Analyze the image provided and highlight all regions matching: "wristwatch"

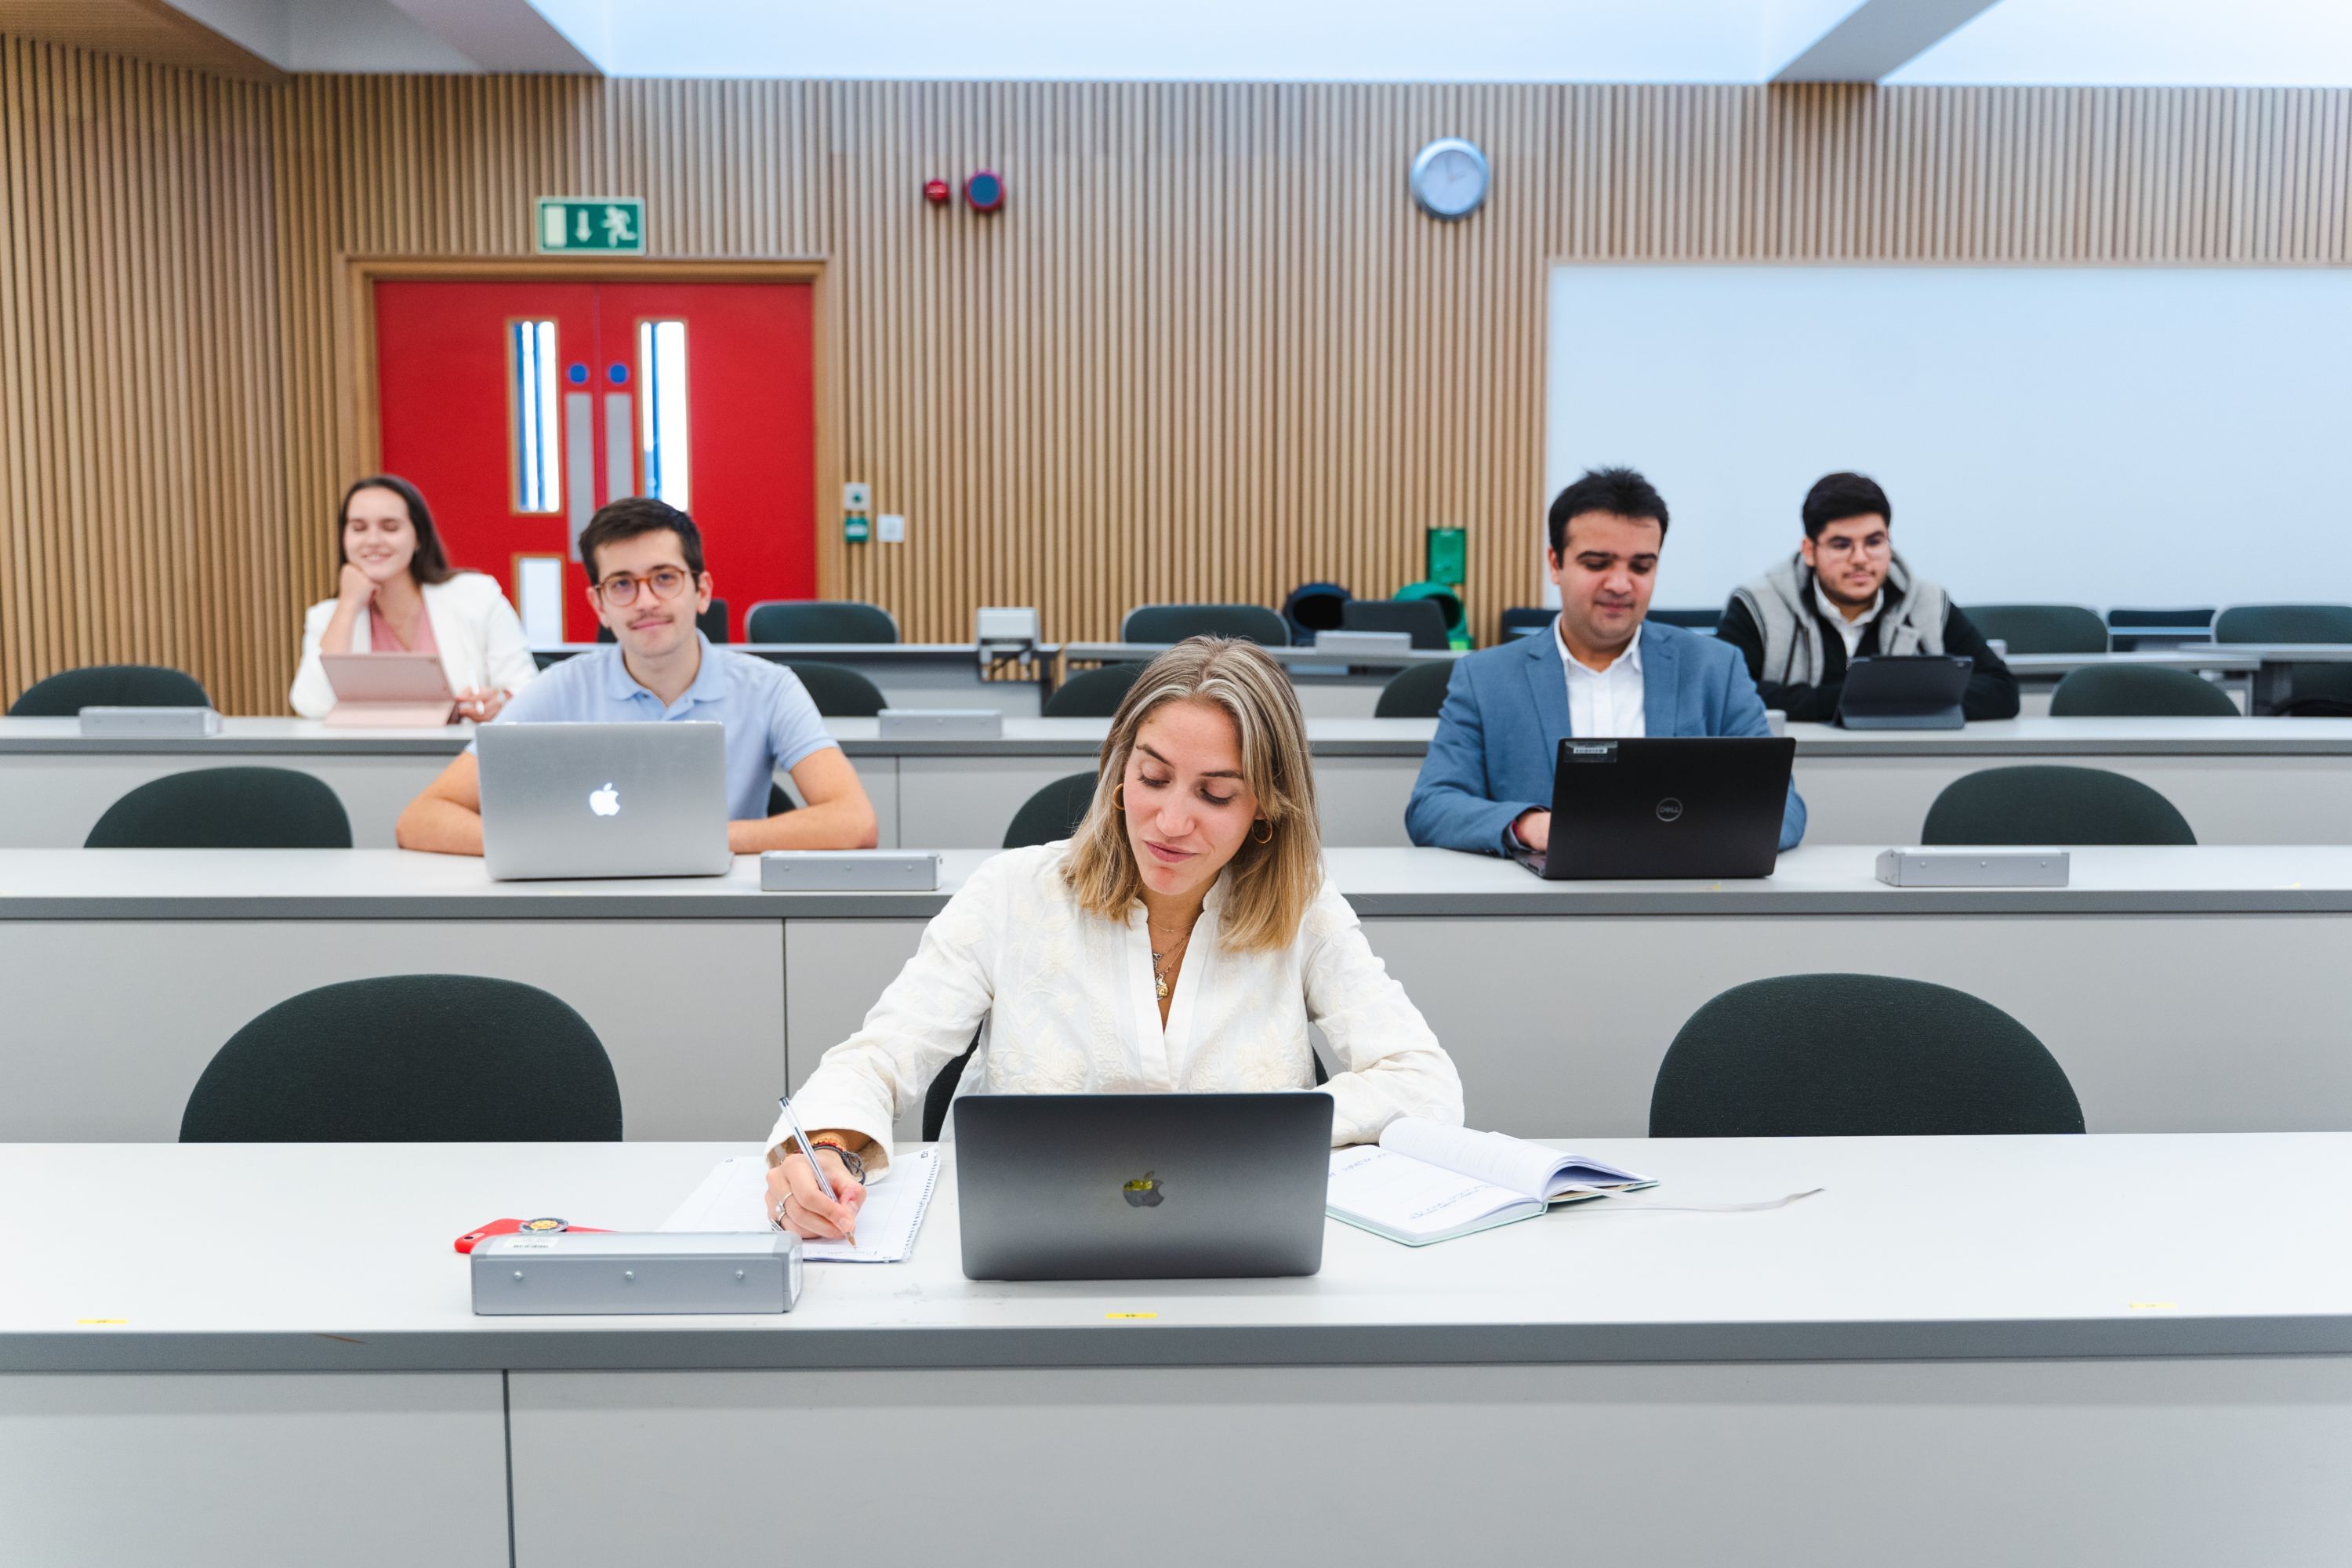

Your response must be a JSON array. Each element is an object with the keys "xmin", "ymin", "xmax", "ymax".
[{"xmin": 809, "ymin": 1138, "xmax": 866, "ymax": 1184}]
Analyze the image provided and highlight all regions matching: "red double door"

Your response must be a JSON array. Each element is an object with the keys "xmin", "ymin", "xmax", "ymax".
[{"xmin": 373, "ymin": 278, "xmax": 816, "ymax": 643}]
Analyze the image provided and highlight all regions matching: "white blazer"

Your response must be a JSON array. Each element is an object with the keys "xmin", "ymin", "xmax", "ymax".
[
  {"xmin": 289, "ymin": 572, "xmax": 539, "ymax": 718},
  {"xmin": 772, "ymin": 843, "xmax": 1466, "ymax": 1175}
]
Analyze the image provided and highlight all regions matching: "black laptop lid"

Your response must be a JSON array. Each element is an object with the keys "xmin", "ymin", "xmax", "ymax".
[
  {"xmin": 955, "ymin": 1093, "xmax": 1334, "ymax": 1282},
  {"xmin": 1837, "ymin": 654, "xmax": 1973, "ymax": 729},
  {"xmin": 1530, "ymin": 735, "xmax": 1795, "ymax": 880}
]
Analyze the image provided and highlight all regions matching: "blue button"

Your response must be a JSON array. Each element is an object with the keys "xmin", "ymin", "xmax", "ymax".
[
  {"xmin": 567, "ymin": 363, "xmax": 589, "ymax": 385},
  {"xmin": 608, "ymin": 362, "xmax": 629, "ymax": 386}
]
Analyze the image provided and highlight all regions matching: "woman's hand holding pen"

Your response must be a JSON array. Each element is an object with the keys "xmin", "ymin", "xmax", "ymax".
[{"xmin": 768, "ymin": 1146, "xmax": 866, "ymax": 1243}]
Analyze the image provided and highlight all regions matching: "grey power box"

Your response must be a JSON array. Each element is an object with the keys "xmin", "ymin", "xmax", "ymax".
[
  {"xmin": 878, "ymin": 708, "xmax": 1004, "ymax": 741},
  {"xmin": 1312, "ymin": 630, "xmax": 1414, "ymax": 658},
  {"xmin": 762, "ymin": 849, "xmax": 942, "ymax": 891},
  {"xmin": 473, "ymin": 1231, "xmax": 801, "ymax": 1315},
  {"xmin": 80, "ymin": 706, "xmax": 222, "ymax": 738},
  {"xmin": 1875, "ymin": 848, "xmax": 2071, "ymax": 887}
]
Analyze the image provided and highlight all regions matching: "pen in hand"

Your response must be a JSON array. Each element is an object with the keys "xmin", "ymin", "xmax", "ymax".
[{"xmin": 777, "ymin": 1094, "xmax": 858, "ymax": 1247}]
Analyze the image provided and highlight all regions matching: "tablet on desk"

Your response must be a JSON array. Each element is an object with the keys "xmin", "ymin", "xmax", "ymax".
[{"xmin": 320, "ymin": 652, "xmax": 458, "ymax": 727}]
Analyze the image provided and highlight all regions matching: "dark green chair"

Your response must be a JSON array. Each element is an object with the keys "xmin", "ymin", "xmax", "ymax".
[
  {"xmin": 2049, "ymin": 664, "xmax": 2238, "ymax": 717},
  {"xmin": 771, "ymin": 660, "xmax": 887, "ymax": 717},
  {"xmin": 2214, "ymin": 604, "xmax": 2352, "ymax": 644},
  {"xmin": 1392, "ymin": 582, "xmax": 1466, "ymax": 643},
  {"xmin": 10, "ymin": 663, "xmax": 210, "ymax": 716},
  {"xmin": 1922, "ymin": 765, "xmax": 2194, "ymax": 846},
  {"xmin": 1650, "ymin": 974, "xmax": 2083, "ymax": 1136},
  {"xmin": 746, "ymin": 600, "xmax": 899, "ymax": 644},
  {"xmin": 1004, "ymin": 771, "xmax": 1098, "ymax": 851},
  {"xmin": 85, "ymin": 767, "xmax": 352, "ymax": 849},
  {"xmin": 1646, "ymin": 608, "xmax": 1722, "ymax": 632},
  {"xmin": 1120, "ymin": 604, "xmax": 1290, "ymax": 647},
  {"xmin": 766, "ymin": 781, "xmax": 794, "ymax": 817},
  {"xmin": 1962, "ymin": 604, "xmax": 2108, "ymax": 655},
  {"xmin": 1044, "ymin": 662, "xmax": 1147, "ymax": 718},
  {"xmin": 180, "ymin": 975, "xmax": 622, "ymax": 1142},
  {"xmin": 1341, "ymin": 599, "xmax": 1449, "ymax": 651},
  {"xmin": 1374, "ymin": 660, "xmax": 1454, "ymax": 718},
  {"xmin": 1498, "ymin": 607, "xmax": 1552, "ymax": 639}
]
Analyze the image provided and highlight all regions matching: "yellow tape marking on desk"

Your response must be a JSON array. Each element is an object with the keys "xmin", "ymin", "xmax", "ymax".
[
  {"xmin": 1105, "ymin": 1312, "xmax": 1158, "ymax": 1320},
  {"xmin": 2129, "ymin": 1301, "xmax": 2179, "ymax": 1310},
  {"xmin": 74, "ymin": 1319, "xmax": 127, "ymax": 1325}
]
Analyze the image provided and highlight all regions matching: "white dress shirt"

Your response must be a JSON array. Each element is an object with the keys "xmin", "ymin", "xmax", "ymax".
[
  {"xmin": 772, "ymin": 843, "xmax": 1466, "ymax": 1175},
  {"xmin": 1813, "ymin": 581, "xmax": 1884, "ymax": 662},
  {"xmin": 1555, "ymin": 617, "xmax": 1646, "ymax": 737}
]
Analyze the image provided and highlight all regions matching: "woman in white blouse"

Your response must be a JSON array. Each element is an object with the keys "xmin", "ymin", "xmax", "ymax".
[
  {"xmin": 768, "ymin": 637, "xmax": 1465, "ymax": 1241},
  {"xmin": 289, "ymin": 475, "xmax": 538, "ymax": 720}
]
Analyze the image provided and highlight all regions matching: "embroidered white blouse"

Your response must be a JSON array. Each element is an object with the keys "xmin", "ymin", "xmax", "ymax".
[{"xmin": 768, "ymin": 842, "xmax": 1465, "ymax": 1175}]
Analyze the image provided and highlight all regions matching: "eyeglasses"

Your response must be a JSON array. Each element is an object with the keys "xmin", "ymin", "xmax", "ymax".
[
  {"xmin": 1816, "ymin": 534, "xmax": 1890, "ymax": 558},
  {"xmin": 593, "ymin": 567, "xmax": 693, "ymax": 607}
]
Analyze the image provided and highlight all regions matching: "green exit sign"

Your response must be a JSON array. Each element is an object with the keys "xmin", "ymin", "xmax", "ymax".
[{"xmin": 535, "ymin": 197, "xmax": 645, "ymax": 254}]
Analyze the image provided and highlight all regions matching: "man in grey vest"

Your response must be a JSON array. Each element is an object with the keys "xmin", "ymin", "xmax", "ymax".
[{"xmin": 1716, "ymin": 472, "xmax": 2020, "ymax": 724}]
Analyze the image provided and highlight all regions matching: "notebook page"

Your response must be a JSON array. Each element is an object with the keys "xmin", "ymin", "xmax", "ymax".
[
  {"xmin": 1326, "ymin": 1145, "xmax": 1534, "ymax": 1243},
  {"xmin": 1380, "ymin": 1119, "xmax": 1648, "ymax": 1200},
  {"xmin": 658, "ymin": 1147, "xmax": 941, "ymax": 1263}
]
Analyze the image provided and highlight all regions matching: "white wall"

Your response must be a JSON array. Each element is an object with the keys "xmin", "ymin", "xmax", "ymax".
[{"xmin": 1544, "ymin": 263, "xmax": 2352, "ymax": 614}]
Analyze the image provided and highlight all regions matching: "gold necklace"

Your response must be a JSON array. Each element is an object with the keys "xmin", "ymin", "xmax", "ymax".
[{"xmin": 1149, "ymin": 928, "xmax": 1193, "ymax": 1001}]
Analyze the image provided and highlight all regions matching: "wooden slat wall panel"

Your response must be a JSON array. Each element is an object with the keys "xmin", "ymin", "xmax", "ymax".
[
  {"xmin": 0, "ymin": 37, "xmax": 284, "ymax": 713},
  {"xmin": 5, "ymin": 49, "xmax": 2350, "ymax": 710}
]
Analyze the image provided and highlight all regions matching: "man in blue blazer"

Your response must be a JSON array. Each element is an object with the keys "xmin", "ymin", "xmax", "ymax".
[{"xmin": 1406, "ymin": 466, "xmax": 1806, "ymax": 856}]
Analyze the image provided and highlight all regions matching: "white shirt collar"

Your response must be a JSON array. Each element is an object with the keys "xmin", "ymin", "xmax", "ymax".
[{"xmin": 1554, "ymin": 617, "xmax": 1643, "ymax": 677}]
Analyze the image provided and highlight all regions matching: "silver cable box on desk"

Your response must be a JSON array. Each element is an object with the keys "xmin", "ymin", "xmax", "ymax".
[
  {"xmin": 1876, "ymin": 848, "xmax": 2071, "ymax": 887},
  {"xmin": 762, "ymin": 849, "xmax": 942, "ymax": 891},
  {"xmin": 79, "ymin": 706, "xmax": 222, "ymax": 738},
  {"xmin": 1311, "ymin": 630, "xmax": 1414, "ymax": 658},
  {"xmin": 878, "ymin": 708, "xmax": 1003, "ymax": 740},
  {"xmin": 473, "ymin": 1231, "xmax": 801, "ymax": 1315}
]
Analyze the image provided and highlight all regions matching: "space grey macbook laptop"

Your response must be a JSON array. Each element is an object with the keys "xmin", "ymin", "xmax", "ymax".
[
  {"xmin": 955, "ymin": 1093, "xmax": 1334, "ymax": 1281},
  {"xmin": 1515, "ymin": 735, "xmax": 1795, "ymax": 880},
  {"xmin": 476, "ymin": 721, "xmax": 731, "ymax": 881}
]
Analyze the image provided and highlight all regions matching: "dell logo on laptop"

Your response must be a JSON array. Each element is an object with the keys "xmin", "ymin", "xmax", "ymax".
[
  {"xmin": 588, "ymin": 782, "xmax": 621, "ymax": 817},
  {"xmin": 1655, "ymin": 797, "xmax": 1684, "ymax": 822}
]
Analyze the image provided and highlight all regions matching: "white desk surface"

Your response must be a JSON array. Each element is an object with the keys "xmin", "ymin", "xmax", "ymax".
[
  {"xmin": 4, "ymin": 844, "xmax": 2349, "ymax": 920},
  {"xmin": 0, "ymin": 717, "xmax": 473, "ymax": 755},
  {"xmin": 5, "ymin": 1134, "xmax": 2347, "ymax": 1374}
]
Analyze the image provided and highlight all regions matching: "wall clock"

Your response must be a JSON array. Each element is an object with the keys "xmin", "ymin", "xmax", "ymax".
[{"xmin": 1410, "ymin": 137, "xmax": 1490, "ymax": 221}]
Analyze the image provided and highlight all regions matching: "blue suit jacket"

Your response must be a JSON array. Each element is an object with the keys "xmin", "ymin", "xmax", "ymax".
[{"xmin": 1404, "ymin": 619, "xmax": 1808, "ymax": 855}]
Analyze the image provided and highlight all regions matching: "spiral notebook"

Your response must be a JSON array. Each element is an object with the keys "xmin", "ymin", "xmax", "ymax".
[
  {"xmin": 659, "ymin": 1146, "xmax": 941, "ymax": 1263},
  {"xmin": 1327, "ymin": 1120, "xmax": 1654, "ymax": 1247}
]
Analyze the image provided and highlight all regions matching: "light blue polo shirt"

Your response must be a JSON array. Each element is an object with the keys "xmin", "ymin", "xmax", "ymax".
[{"xmin": 474, "ymin": 635, "xmax": 837, "ymax": 820}]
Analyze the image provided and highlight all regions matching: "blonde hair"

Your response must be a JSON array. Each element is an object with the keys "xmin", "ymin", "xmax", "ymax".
[{"xmin": 1060, "ymin": 637, "xmax": 1323, "ymax": 952}]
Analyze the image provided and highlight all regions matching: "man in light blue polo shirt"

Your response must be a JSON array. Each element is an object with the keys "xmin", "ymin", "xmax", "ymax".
[{"xmin": 397, "ymin": 498, "xmax": 878, "ymax": 857}]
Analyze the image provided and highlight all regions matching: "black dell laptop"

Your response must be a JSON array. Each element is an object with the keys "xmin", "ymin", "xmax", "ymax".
[
  {"xmin": 1514, "ymin": 735, "xmax": 1795, "ymax": 880},
  {"xmin": 955, "ymin": 1093, "xmax": 1333, "ymax": 1281},
  {"xmin": 1836, "ymin": 654, "xmax": 1973, "ymax": 729}
]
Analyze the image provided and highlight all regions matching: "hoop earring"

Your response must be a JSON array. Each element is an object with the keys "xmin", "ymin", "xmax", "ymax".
[
  {"xmin": 1252, "ymin": 817, "xmax": 1274, "ymax": 845},
  {"xmin": 1112, "ymin": 782, "xmax": 1127, "ymax": 811}
]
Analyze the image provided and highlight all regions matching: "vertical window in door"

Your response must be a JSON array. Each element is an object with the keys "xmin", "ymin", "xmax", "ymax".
[
  {"xmin": 637, "ymin": 320, "xmax": 691, "ymax": 510},
  {"xmin": 509, "ymin": 320, "xmax": 561, "ymax": 513}
]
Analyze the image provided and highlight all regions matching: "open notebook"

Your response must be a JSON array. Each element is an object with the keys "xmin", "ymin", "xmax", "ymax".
[
  {"xmin": 659, "ymin": 1146, "xmax": 942, "ymax": 1263},
  {"xmin": 1327, "ymin": 1119, "xmax": 1655, "ymax": 1247}
]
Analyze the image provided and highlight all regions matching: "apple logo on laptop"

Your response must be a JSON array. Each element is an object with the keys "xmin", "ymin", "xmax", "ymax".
[
  {"xmin": 589, "ymin": 782, "xmax": 621, "ymax": 818},
  {"xmin": 1122, "ymin": 1172, "xmax": 1165, "ymax": 1208}
]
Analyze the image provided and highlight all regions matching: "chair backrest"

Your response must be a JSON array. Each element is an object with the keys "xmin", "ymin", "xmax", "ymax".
[
  {"xmin": 1374, "ymin": 659, "xmax": 1455, "ymax": 718},
  {"xmin": 180, "ymin": 974, "xmax": 622, "ymax": 1142},
  {"xmin": 1280, "ymin": 582, "xmax": 1352, "ymax": 642},
  {"xmin": 2049, "ymin": 664, "xmax": 2239, "ymax": 717},
  {"xmin": 1341, "ymin": 598, "xmax": 1449, "ymax": 651},
  {"xmin": 85, "ymin": 766, "xmax": 353, "ymax": 849},
  {"xmin": 9, "ymin": 663, "xmax": 210, "ymax": 717},
  {"xmin": 1120, "ymin": 604, "xmax": 1290, "ymax": 647},
  {"xmin": 746, "ymin": 600, "xmax": 900, "ymax": 644},
  {"xmin": 2107, "ymin": 607, "xmax": 2215, "ymax": 632},
  {"xmin": 1004, "ymin": 770, "xmax": 1099, "ymax": 849},
  {"xmin": 1962, "ymin": 604, "xmax": 2108, "ymax": 655},
  {"xmin": 1650, "ymin": 973, "xmax": 2083, "ymax": 1136},
  {"xmin": 771, "ymin": 659, "xmax": 887, "ymax": 717},
  {"xmin": 1044, "ymin": 662, "xmax": 1147, "ymax": 718},
  {"xmin": 1922, "ymin": 764, "xmax": 2195, "ymax": 846},
  {"xmin": 2215, "ymin": 604, "xmax": 2352, "ymax": 645},
  {"xmin": 1391, "ymin": 582, "xmax": 1465, "ymax": 639},
  {"xmin": 1497, "ymin": 607, "xmax": 1553, "ymax": 639},
  {"xmin": 1645, "ymin": 608, "xmax": 1722, "ymax": 632}
]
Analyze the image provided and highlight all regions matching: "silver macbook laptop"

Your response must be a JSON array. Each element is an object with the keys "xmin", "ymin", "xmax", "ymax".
[
  {"xmin": 955, "ymin": 1093, "xmax": 1334, "ymax": 1281},
  {"xmin": 477, "ymin": 721, "xmax": 731, "ymax": 881}
]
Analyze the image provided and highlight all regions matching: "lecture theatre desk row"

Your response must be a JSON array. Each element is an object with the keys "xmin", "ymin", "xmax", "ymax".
[
  {"xmin": 3, "ymin": 715, "xmax": 2350, "ymax": 849},
  {"xmin": 7, "ymin": 844, "xmax": 2352, "ymax": 1145},
  {"xmin": 4, "ymin": 1134, "xmax": 2349, "ymax": 1566}
]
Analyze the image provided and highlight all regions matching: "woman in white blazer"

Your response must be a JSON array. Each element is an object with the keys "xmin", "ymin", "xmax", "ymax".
[
  {"xmin": 764, "ymin": 637, "xmax": 1466, "ymax": 1243},
  {"xmin": 289, "ymin": 475, "xmax": 539, "ymax": 720}
]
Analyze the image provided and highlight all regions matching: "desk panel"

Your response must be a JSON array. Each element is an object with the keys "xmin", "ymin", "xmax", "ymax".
[
  {"xmin": 0, "ymin": 753, "xmax": 452, "ymax": 848},
  {"xmin": 0, "ymin": 919, "xmax": 782, "ymax": 1142},
  {"xmin": 509, "ymin": 1358, "xmax": 2352, "ymax": 1568},
  {"xmin": 0, "ymin": 1371, "xmax": 507, "ymax": 1568}
]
